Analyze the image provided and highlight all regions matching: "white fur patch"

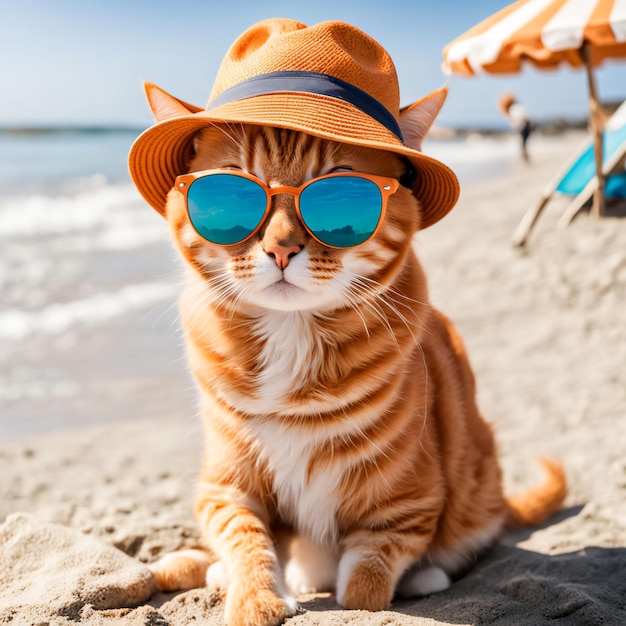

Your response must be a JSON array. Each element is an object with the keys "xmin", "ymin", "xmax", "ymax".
[
  {"xmin": 205, "ymin": 559, "xmax": 229, "ymax": 594},
  {"xmin": 284, "ymin": 536, "xmax": 338, "ymax": 594},
  {"xmin": 395, "ymin": 565, "xmax": 451, "ymax": 597},
  {"xmin": 383, "ymin": 223, "xmax": 406, "ymax": 244},
  {"xmin": 194, "ymin": 248, "xmax": 222, "ymax": 269},
  {"xmin": 335, "ymin": 548, "xmax": 367, "ymax": 606},
  {"xmin": 249, "ymin": 417, "xmax": 346, "ymax": 545},
  {"xmin": 281, "ymin": 594, "xmax": 300, "ymax": 617},
  {"xmin": 180, "ymin": 222, "xmax": 199, "ymax": 248},
  {"xmin": 249, "ymin": 311, "xmax": 321, "ymax": 414},
  {"xmin": 342, "ymin": 247, "xmax": 381, "ymax": 277}
]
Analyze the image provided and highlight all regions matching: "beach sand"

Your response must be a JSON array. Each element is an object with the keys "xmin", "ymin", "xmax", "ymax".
[{"xmin": 1, "ymin": 132, "xmax": 625, "ymax": 625}]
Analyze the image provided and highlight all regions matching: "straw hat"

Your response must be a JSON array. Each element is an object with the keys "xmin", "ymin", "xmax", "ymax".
[{"xmin": 128, "ymin": 18, "xmax": 459, "ymax": 229}]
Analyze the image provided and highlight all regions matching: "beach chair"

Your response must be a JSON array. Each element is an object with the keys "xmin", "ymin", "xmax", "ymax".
[{"xmin": 512, "ymin": 102, "xmax": 626, "ymax": 247}]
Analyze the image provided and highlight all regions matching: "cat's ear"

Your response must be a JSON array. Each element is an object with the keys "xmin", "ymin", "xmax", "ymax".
[
  {"xmin": 144, "ymin": 82, "xmax": 204, "ymax": 122},
  {"xmin": 399, "ymin": 86, "xmax": 448, "ymax": 152}
]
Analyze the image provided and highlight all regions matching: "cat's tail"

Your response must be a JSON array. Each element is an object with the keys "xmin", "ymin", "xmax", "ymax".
[{"xmin": 505, "ymin": 458, "xmax": 567, "ymax": 527}]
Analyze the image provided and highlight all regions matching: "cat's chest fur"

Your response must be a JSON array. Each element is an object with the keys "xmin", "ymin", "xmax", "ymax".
[
  {"xmin": 248, "ymin": 416, "xmax": 345, "ymax": 545},
  {"xmin": 243, "ymin": 311, "xmax": 345, "ymax": 544},
  {"xmin": 249, "ymin": 311, "xmax": 324, "ymax": 413}
]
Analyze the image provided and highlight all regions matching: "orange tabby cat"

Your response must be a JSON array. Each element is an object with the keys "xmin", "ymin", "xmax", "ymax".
[
  {"xmin": 147, "ymin": 119, "xmax": 565, "ymax": 623},
  {"xmin": 129, "ymin": 19, "xmax": 566, "ymax": 626}
]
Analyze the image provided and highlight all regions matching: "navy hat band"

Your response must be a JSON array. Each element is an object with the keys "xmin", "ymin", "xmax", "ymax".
[{"xmin": 209, "ymin": 70, "xmax": 404, "ymax": 142}]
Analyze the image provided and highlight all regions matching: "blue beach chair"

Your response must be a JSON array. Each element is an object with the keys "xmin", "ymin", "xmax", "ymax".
[{"xmin": 513, "ymin": 102, "xmax": 626, "ymax": 247}]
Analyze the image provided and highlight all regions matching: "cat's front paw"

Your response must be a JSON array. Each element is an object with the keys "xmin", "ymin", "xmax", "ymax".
[
  {"xmin": 336, "ymin": 552, "xmax": 394, "ymax": 611},
  {"xmin": 225, "ymin": 586, "xmax": 298, "ymax": 626}
]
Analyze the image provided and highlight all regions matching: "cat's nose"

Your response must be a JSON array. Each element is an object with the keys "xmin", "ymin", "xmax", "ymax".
[{"xmin": 264, "ymin": 243, "xmax": 302, "ymax": 270}]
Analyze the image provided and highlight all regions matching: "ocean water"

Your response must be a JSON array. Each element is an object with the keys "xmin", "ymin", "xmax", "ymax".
[
  {"xmin": 423, "ymin": 134, "xmax": 521, "ymax": 184},
  {"xmin": 0, "ymin": 131, "xmax": 135, "ymax": 194},
  {"xmin": 0, "ymin": 129, "xmax": 521, "ymax": 437},
  {"xmin": 0, "ymin": 130, "xmax": 187, "ymax": 437}
]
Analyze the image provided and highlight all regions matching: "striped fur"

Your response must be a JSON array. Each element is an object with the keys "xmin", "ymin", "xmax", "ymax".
[{"xmin": 150, "ymin": 120, "xmax": 566, "ymax": 626}]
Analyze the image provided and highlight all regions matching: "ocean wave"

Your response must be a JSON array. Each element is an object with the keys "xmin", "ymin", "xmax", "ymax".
[
  {"xmin": 0, "ymin": 281, "xmax": 178, "ymax": 342},
  {"xmin": 0, "ymin": 178, "xmax": 167, "ymax": 249}
]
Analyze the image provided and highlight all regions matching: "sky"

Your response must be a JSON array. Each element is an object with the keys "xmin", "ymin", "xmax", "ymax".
[{"xmin": 1, "ymin": 0, "xmax": 625, "ymax": 129}]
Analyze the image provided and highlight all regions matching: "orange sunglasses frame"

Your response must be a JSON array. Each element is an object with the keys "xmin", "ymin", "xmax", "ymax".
[{"xmin": 174, "ymin": 169, "xmax": 400, "ymax": 249}]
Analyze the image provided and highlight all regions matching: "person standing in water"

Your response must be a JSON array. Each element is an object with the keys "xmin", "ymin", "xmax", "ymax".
[{"xmin": 499, "ymin": 92, "xmax": 533, "ymax": 162}]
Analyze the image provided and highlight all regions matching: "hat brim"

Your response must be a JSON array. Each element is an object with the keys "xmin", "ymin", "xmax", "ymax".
[{"xmin": 129, "ymin": 92, "xmax": 459, "ymax": 230}]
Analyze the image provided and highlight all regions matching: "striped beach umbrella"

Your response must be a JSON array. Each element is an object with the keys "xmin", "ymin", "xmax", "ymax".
[{"xmin": 443, "ymin": 0, "xmax": 626, "ymax": 224}]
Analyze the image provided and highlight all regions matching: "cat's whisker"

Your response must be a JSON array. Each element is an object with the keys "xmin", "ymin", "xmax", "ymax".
[
  {"xmin": 334, "ymin": 409, "xmax": 393, "ymax": 491},
  {"xmin": 347, "ymin": 299, "xmax": 372, "ymax": 339},
  {"xmin": 179, "ymin": 276, "xmax": 245, "ymax": 342},
  {"xmin": 142, "ymin": 271, "xmax": 196, "ymax": 334},
  {"xmin": 208, "ymin": 122, "xmax": 250, "ymax": 158},
  {"xmin": 315, "ymin": 272, "xmax": 369, "ymax": 336},
  {"xmin": 153, "ymin": 296, "xmax": 183, "ymax": 335},
  {"xmin": 360, "ymin": 299, "xmax": 400, "ymax": 350},
  {"xmin": 339, "ymin": 275, "xmax": 401, "ymax": 344},
  {"xmin": 355, "ymin": 298, "xmax": 400, "ymax": 349},
  {"xmin": 346, "ymin": 276, "xmax": 431, "ymax": 457},
  {"xmin": 349, "ymin": 275, "xmax": 431, "ymax": 340},
  {"xmin": 335, "ymin": 283, "xmax": 372, "ymax": 339},
  {"xmin": 224, "ymin": 285, "xmax": 252, "ymax": 329},
  {"xmin": 360, "ymin": 275, "xmax": 428, "ymax": 308},
  {"xmin": 210, "ymin": 284, "xmax": 246, "ymax": 319},
  {"xmin": 350, "ymin": 275, "xmax": 424, "ymax": 320},
  {"xmin": 348, "ymin": 275, "xmax": 421, "ymax": 346},
  {"xmin": 375, "ymin": 296, "xmax": 420, "ymax": 345},
  {"xmin": 343, "ymin": 279, "xmax": 401, "ymax": 350}
]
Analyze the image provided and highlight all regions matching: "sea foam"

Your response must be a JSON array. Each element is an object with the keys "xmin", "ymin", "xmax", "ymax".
[
  {"xmin": 0, "ymin": 281, "xmax": 178, "ymax": 342},
  {"xmin": 0, "ymin": 177, "xmax": 167, "ymax": 249},
  {"xmin": 0, "ymin": 177, "xmax": 176, "ymax": 342}
]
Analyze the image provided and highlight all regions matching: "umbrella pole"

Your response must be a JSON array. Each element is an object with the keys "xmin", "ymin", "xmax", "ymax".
[{"xmin": 582, "ymin": 43, "xmax": 605, "ymax": 218}]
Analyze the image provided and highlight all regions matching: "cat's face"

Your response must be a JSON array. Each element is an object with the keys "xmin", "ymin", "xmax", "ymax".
[{"xmin": 165, "ymin": 125, "xmax": 420, "ymax": 313}]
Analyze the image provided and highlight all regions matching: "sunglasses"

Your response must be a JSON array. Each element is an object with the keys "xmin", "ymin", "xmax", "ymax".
[{"xmin": 175, "ymin": 169, "xmax": 400, "ymax": 249}]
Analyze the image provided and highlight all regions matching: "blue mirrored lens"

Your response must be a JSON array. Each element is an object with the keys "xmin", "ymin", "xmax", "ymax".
[
  {"xmin": 187, "ymin": 174, "xmax": 267, "ymax": 245},
  {"xmin": 299, "ymin": 177, "xmax": 383, "ymax": 247}
]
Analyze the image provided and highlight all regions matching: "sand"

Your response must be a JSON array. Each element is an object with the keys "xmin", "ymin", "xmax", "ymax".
[{"xmin": 1, "ymin": 132, "xmax": 625, "ymax": 625}]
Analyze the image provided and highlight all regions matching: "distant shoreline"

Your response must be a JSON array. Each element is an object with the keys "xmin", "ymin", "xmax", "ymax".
[
  {"xmin": 0, "ymin": 124, "xmax": 579, "ymax": 139},
  {"xmin": 3, "ymin": 100, "xmax": 622, "ymax": 139},
  {"xmin": 0, "ymin": 126, "xmax": 146, "ymax": 137},
  {"xmin": 0, "ymin": 119, "xmax": 590, "ymax": 139}
]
